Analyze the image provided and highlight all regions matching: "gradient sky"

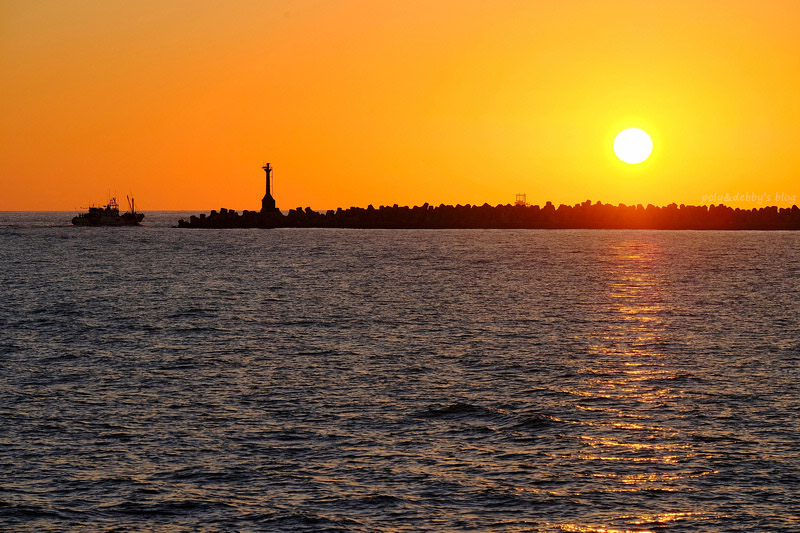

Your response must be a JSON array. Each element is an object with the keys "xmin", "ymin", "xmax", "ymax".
[{"xmin": 2, "ymin": 0, "xmax": 799, "ymax": 210}]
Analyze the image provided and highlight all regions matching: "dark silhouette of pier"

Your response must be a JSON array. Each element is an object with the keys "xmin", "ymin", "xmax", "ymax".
[
  {"xmin": 178, "ymin": 200, "xmax": 800, "ymax": 230},
  {"xmin": 176, "ymin": 165, "xmax": 800, "ymax": 230}
]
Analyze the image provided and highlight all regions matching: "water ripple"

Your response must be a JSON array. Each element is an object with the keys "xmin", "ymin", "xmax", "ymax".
[{"xmin": 1, "ymin": 219, "xmax": 799, "ymax": 531}]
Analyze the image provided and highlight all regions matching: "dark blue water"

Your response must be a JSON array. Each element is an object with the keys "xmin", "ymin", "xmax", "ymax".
[{"xmin": 2, "ymin": 212, "xmax": 799, "ymax": 531}]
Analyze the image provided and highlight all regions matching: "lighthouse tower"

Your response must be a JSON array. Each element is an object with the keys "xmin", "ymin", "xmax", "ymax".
[{"xmin": 261, "ymin": 163, "xmax": 277, "ymax": 213}]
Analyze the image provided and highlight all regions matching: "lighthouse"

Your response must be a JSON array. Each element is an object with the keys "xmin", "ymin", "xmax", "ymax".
[{"xmin": 261, "ymin": 163, "xmax": 277, "ymax": 213}]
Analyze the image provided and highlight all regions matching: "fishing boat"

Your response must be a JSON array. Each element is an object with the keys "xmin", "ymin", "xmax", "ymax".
[{"xmin": 72, "ymin": 196, "xmax": 144, "ymax": 226}]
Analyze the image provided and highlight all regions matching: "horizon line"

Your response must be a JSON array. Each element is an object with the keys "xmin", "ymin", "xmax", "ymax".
[{"xmin": 4, "ymin": 200, "xmax": 800, "ymax": 213}]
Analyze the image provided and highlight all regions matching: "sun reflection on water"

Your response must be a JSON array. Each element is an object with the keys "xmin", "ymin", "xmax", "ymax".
[
  {"xmin": 553, "ymin": 237, "xmax": 711, "ymax": 530},
  {"xmin": 559, "ymin": 509, "xmax": 712, "ymax": 532}
]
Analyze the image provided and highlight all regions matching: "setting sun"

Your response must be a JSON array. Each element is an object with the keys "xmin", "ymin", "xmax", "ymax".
[{"xmin": 614, "ymin": 128, "xmax": 653, "ymax": 165}]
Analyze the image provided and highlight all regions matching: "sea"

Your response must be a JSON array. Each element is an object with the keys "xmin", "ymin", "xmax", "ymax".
[{"xmin": 1, "ymin": 211, "xmax": 799, "ymax": 532}]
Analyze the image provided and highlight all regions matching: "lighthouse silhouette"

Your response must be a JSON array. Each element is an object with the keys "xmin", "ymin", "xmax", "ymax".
[{"xmin": 261, "ymin": 163, "xmax": 277, "ymax": 213}]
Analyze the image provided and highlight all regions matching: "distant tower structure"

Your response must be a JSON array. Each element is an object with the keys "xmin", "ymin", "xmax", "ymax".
[
  {"xmin": 515, "ymin": 193, "xmax": 528, "ymax": 206},
  {"xmin": 261, "ymin": 163, "xmax": 277, "ymax": 213}
]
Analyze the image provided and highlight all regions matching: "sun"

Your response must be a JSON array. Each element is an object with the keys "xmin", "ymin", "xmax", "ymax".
[{"xmin": 613, "ymin": 128, "xmax": 653, "ymax": 164}]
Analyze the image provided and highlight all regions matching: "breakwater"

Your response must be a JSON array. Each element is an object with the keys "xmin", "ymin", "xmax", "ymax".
[{"xmin": 177, "ymin": 201, "xmax": 800, "ymax": 230}]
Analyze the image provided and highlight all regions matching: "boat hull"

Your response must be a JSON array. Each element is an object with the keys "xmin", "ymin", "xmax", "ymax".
[{"xmin": 71, "ymin": 211, "xmax": 144, "ymax": 226}]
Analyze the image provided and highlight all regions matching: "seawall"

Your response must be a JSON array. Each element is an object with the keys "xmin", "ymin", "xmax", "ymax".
[{"xmin": 177, "ymin": 201, "xmax": 800, "ymax": 230}]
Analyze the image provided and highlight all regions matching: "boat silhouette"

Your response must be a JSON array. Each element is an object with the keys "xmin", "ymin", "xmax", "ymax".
[{"xmin": 72, "ymin": 196, "xmax": 144, "ymax": 226}]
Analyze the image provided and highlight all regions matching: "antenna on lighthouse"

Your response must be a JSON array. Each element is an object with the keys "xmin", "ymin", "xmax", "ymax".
[{"xmin": 262, "ymin": 163, "xmax": 272, "ymax": 193}]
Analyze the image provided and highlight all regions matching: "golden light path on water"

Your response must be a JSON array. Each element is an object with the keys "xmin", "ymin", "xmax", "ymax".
[{"xmin": 555, "ymin": 238, "xmax": 715, "ymax": 532}]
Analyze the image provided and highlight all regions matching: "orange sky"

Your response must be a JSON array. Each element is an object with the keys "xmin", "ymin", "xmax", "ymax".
[{"xmin": 2, "ymin": 0, "xmax": 799, "ymax": 210}]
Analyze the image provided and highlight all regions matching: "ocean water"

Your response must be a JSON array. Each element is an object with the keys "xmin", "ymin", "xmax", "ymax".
[{"xmin": 1, "ymin": 212, "xmax": 799, "ymax": 532}]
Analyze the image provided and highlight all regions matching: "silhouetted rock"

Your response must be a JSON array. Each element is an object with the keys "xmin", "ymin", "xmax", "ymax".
[
  {"xmin": 176, "ymin": 165, "xmax": 800, "ymax": 232},
  {"xmin": 178, "ymin": 201, "xmax": 800, "ymax": 230}
]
